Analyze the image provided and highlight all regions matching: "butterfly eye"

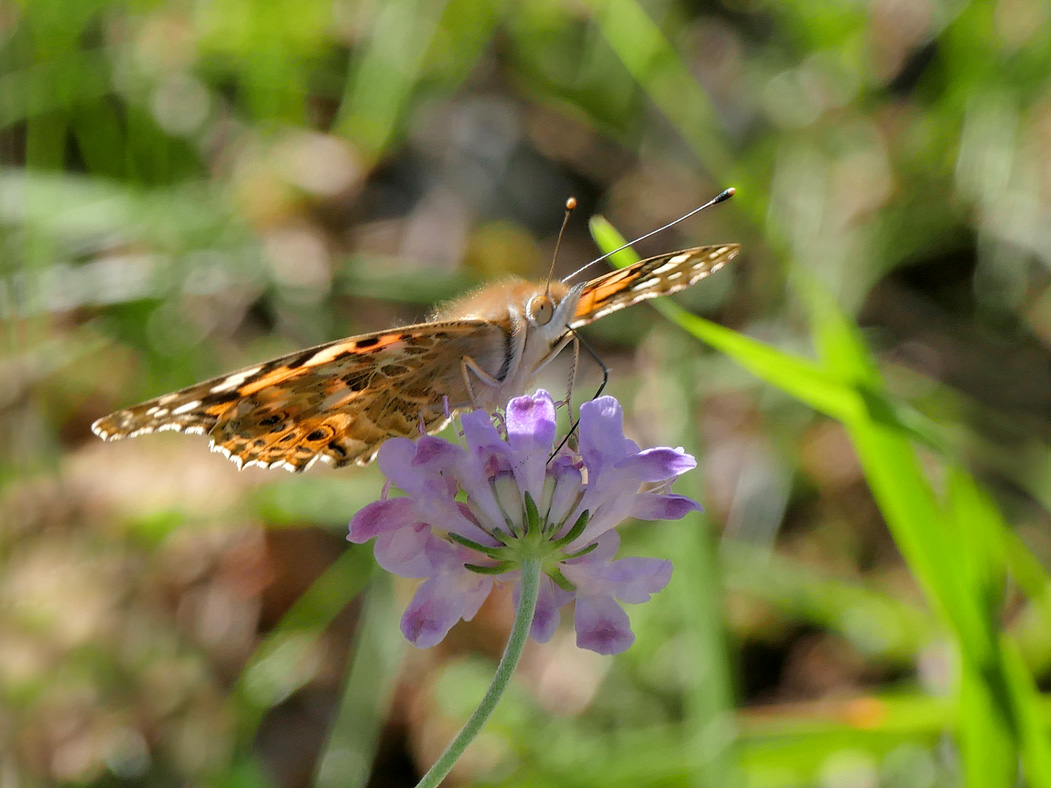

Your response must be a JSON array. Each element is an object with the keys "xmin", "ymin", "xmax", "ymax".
[{"xmin": 529, "ymin": 294, "xmax": 555, "ymax": 325}]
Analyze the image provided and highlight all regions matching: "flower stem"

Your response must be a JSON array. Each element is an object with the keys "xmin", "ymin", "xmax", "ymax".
[{"xmin": 414, "ymin": 558, "xmax": 542, "ymax": 788}]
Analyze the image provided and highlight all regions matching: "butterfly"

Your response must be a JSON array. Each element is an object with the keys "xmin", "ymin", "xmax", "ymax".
[{"xmin": 92, "ymin": 244, "xmax": 739, "ymax": 472}]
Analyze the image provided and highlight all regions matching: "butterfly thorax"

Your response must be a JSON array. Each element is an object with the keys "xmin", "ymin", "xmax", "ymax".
[{"xmin": 435, "ymin": 277, "xmax": 581, "ymax": 410}]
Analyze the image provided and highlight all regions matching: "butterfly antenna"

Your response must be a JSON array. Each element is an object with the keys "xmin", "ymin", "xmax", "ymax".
[
  {"xmin": 563, "ymin": 187, "xmax": 735, "ymax": 282},
  {"xmin": 547, "ymin": 196, "xmax": 577, "ymax": 297}
]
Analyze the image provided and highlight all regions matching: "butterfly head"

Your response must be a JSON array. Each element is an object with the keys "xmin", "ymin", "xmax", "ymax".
[
  {"xmin": 525, "ymin": 292, "xmax": 555, "ymax": 325},
  {"xmin": 524, "ymin": 280, "xmax": 584, "ymax": 337}
]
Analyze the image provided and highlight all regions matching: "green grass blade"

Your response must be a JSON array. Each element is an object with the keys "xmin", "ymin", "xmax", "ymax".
[
  {"xmin": 589, "ymin": 216, "xmax": 864, "ymax": 422},
  {"xmin": 230, "ymin": 548, "xmax": 376, "ymax": 746},
  {"xmin": 584, "ymin": 0, "xmax": 732, "ymax": 176},
  {"xmin": 591, "ymin": 214, "xmax": 1051, "ymax": 786},
  {"xmin": 313, "ymin": 575, "xmax": 405, "ymax": 788},
  {"xmin": 336, "ymin": 0, "xmax": 450, "ymax": 159}
]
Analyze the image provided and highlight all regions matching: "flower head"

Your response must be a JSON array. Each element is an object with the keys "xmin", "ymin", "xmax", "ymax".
[{"xmin": 348, "ymin": 390, "xmax": 700, "ymax": 655}]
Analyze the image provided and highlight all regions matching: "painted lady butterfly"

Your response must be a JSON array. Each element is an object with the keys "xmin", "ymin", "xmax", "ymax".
[{"xmin": 93, "ymin": 235, "xmax": 738, "ymax": 471}]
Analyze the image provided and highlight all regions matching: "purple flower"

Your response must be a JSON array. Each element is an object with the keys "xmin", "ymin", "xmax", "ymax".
[{"xmin": 348, "ymin": 390, "xmax": 700, "ymax": 655}]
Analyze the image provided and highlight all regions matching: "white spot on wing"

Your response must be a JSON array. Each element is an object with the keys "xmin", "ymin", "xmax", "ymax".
[
  {"xmin": 172, "ymin": 400, "xmax": 201, "ymax": 416},
  {"xmin": 632, "ymin": 278, "xmax": 662, "ymax": 291},
  {"xmin": 210, "ymin": 366, "xmax": 263, "ymax": 394}
]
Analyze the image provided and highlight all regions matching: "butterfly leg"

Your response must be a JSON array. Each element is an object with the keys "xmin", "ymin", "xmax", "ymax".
[
  {"xmin": 460, "ymin": 356, "xmax": 504, "ymax": 409},
  {"xmin": 562, "ymin": 332, "xmax": 580, "ymax": 414},
  {"xmin": 549, "ymin": 329, "xmax": 609, "ymax": 460},
  {"xmin": 573, "ymin": 328, "xmax": 609, "ymax": 401}
]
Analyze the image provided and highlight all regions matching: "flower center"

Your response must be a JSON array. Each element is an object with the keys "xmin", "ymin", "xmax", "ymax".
[{"xmin": 450, "ymin": 481, "xmax": 595, "ymax": 586}]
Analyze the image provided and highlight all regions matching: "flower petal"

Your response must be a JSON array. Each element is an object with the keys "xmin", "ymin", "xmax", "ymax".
[
  {"xmin": 602, "ymin": 557, "xmax": 672, "ymax": 603},
  {"xmin": 527, "ymin": 575, "xmax": 564, "ymax": 643},
  {"xmin": 574, "ymin": 594, "xmax": 635, "ymax": 655},
  {"xmin": 614, "ymin": 447, "xmax": 696, "ymax": 482},
  {"xmin": 563, "ymin": 532, "xmax": 671, "ymax": 601},
  {"xmin": 412, "ymin": 435, "xmax": 463, "ymax": 468},
  {"xmin": 578, "ymin": 397, "xmax": 639, "ymax": 476},
  {"xmin": 374, "ymin": 522, "xmax": 438, "ymax": 577},
  {"xmin": 400, "ymin": 571, "xmax": 491, "ymax": 649},
  {"xmin": 571, "ymin": 485, "xmax": 640, "ymax": 545},
  {"xmin": 507, "ymin": 391, "xmax": 557, "ymax": 500},
  {"xmin": 547, "ymin": 461, "xmax": 583, "ymax": 532},
  {"xmin": 456, "ymin": 411, "xmax": 512, "ymax": 529},
  {"xmin": 461, "ymin": 410, "xmax": 509, "ymax": 462},
  {"xmin": 507, "ymin": 390, "xmax": 557, "ymax": 449},
  {"xmin": 459, "ymin": 572, "xmax": 494, "ymax": 623},
  {"xmin": 376, "ymin": 438, "xmax": 423, "ymax": 493},
  {"xmin": 401, "ymin": 575, "xmax": 462, "ymax": 648},
  {"xmin": 564, "ymin": 529, "xmax": 621, "ymax": 566},
  {"xmin": 348, "ymin": 497, "xmax": 419, "ymax": 543},
  {"xmin": 631, "ymin": 493, "xmax": 702, "ymax": 521}
]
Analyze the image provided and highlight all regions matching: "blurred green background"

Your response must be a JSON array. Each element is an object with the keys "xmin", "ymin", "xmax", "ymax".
[{"xmin": 4, "ymin": 0, "xmax": 1051, "ymax": 786}]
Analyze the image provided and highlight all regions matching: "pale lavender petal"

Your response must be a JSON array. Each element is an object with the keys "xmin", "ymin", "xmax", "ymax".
[
  {"xmin": 455, "ymin": 412, "xmax": 511, "ymax": 528},
  {"xmin": 458, "ymin": 480, "xmax": 504, "ymax": 535},
  {"xmin": 565, "ymin": 529, "xmax": 620, "ymax": 566},
  {"xmin": 412, "ymin": 435, "xmax": 463, "ymax": 469},
  {"xmin": 631, "ymin": 493, "xmax": 702, "ymax": 521},
  {"xmin": 574, "ymin": 594, "xmax": 635, "ymax": 655},
  {"xmin": 376, "ymin": 438, "xmax": 422, "ymax": 493},
  {"xmin": 452, "ymin": 503, "xmax": 501, "ymax": 547},
  {"xmin": 601, "ymin": 557, "xmax": 672, "ymax": 603},
  {"xmin": 507, "ymin": 391, "xmax": 556, "ymax": 500},
  {"xmin": 527, "ymin": 575, "xmax": 562, "ymax": 643},
  {"xmin": 547, "ymin": 462, "xmax": 582, "ymax": 531},
  {"xmin": 461, "ymin": 410, "xmax": 509, "ymax": 462},
  {"xmin": 401, "ymin": 574, "xmax": 469, "ymax": 648},
  {"xmin": 578, "ymin": 397, "xmax": 639, "ymax": 476},
  {"xmin": 571, "ymin": 486, "xmax": 639, "ymax": 545},
  {"xmin": 563, "ymin": 536, "xmax": 670, "ymax": 602},
  {"xmin": 429, "ymin": 497, "xmax": 494, "ymax": 542},
  {"xmin": 614, "ymin": 447, "xmax": 696, "ymax": 482},
  {"xmin": 373, "ymin": 522, "xmax": 437, "ymax": 577},
  {"xmin": 348, "ymin": 497, "xmax": 419, "ymax": 543},
  {"xmin": 507, "ymin": 390, "xmax": 557, "ymax": 449},
  {"xmin": 459, "ymin": 572, "xmax": 495, "ymax": 623}
]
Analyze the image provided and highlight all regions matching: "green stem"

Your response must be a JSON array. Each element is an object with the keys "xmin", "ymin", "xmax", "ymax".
[{"xmin": 415, "ymin": 558, "xmax": 542, "ymax": 788}]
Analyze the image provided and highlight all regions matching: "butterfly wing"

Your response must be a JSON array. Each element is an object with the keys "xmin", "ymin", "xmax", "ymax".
[
  {"xmin": 92, "ymin": 320, "xmax": 505, "ymax": 471},
  {"xmin": 570, "ymin": 244, "xmax": 739, "ymax": 328}
]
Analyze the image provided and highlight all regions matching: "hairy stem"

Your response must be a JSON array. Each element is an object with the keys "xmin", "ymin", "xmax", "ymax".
[{"xmin": 414, "ymin": 558, "xmax": 541, "ymax": 788}]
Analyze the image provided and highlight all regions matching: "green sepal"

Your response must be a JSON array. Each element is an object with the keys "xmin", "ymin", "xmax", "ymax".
[
  {"xmin": 465, "ymin": 560, "xmax": 516, "ymax": 575},
  {"xmin": 490, "ymin": 528, "xmax": 514, "ymax": 546},
  {"xmin": 563, "ymin": 542, "xmax": 598, "ymax": 560},
  {"xmin": 448, "ymin": 532, "xmax": 504, "ymax": 558},
  {"xmin": 549, "ymin": 567, "xmax": 576, "ymax": 592},
  {"xmin": 524, "ymin": 492, "xmax": 540, "ymax": 534},
  {"xmin": 553, "ymin": 509, "xmax": 589, "ymax": 547}
]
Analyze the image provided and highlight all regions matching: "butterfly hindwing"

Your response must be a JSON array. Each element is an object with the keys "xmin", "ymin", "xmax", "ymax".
[{"xmin": 92, "ymin": 320, "xmax": 494, "ymax": 471}]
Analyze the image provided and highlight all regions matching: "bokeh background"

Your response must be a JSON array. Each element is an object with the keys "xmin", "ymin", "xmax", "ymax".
[{"xmin": 4, "ymin": 0, "xmax": 1051, "ymax": 786}]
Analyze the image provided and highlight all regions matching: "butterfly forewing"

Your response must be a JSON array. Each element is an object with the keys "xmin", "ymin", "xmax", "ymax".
[{"xmin": 571, "ymin": 244, "xmax": 739, "ymax": 328}]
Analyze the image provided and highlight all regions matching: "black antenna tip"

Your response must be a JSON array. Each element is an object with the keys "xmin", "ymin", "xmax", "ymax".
[{"xmin": 715, "ymin": 187, "xmax": 736, "ymax": 204}]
